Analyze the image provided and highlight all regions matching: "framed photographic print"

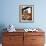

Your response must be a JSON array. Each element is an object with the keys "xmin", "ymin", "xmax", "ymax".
[{"xmin": 19, "ymin": 5, "xmax": 34, "ymax": 23}]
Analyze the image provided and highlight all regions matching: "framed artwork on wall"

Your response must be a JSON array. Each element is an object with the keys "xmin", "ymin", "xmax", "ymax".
[{"xmin": 19, "ymin": 5, "xmax": 34, "ymax": 23}]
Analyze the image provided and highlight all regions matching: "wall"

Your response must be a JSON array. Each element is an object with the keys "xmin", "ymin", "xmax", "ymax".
[
  {"xmin": 0, "ymin": 0, "xmax": 46, "ymax": 29},
  {"xmin": 0, "ymin": 0, "xmax": 46, "ymax": 44}
]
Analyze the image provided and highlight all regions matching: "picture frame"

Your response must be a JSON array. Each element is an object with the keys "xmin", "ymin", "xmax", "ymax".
[{"xmin": 19, "ymin": 5, "xmax": 34, "ymax": 23}]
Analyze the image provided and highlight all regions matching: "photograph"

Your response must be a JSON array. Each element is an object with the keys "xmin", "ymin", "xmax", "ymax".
[{"xmin": 19, "ymin": 5, "xmax": 34, "ymax": 22}]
